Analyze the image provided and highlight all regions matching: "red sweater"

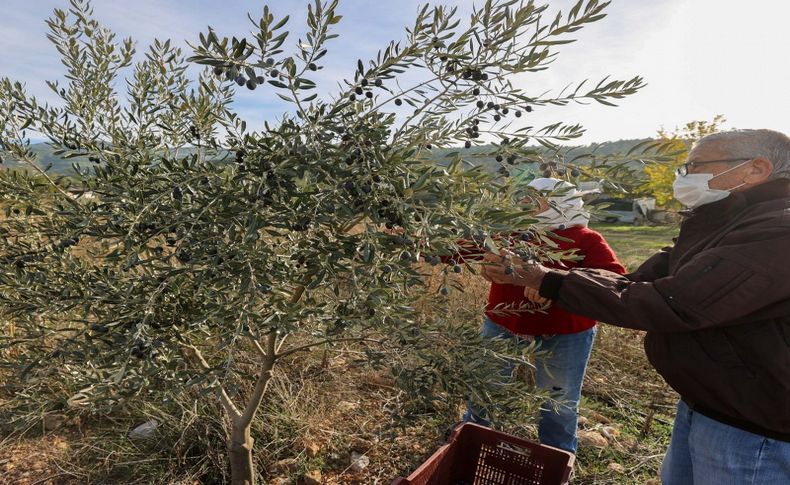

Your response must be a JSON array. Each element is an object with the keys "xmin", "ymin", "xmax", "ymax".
[{"xmin": 479, "ymin": 226, "xmax": 625, "ymax": 335}]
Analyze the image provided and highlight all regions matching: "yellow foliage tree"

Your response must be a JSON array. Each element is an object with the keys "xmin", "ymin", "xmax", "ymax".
[{"xmin": 642, "ymin": 115, "xmax": 727, "ymax": 207}]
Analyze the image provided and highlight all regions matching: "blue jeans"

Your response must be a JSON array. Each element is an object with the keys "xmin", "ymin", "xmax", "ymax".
[
  {"xmin": 463, "ymin": 318, "xmax": 596, "ymax": 453},
  {"xmin": 662, "ymin": 400, "xmax": 790, "ymax": 484}
]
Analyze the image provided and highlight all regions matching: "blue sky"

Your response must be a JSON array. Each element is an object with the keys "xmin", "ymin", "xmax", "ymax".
[{"xmin": 2, "ymin": 0, "xmax": 788, "ymax": 143}]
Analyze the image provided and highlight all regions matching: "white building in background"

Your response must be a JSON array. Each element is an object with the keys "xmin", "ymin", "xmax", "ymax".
[{"xmin": 577, "ymin": 180, "xmax": 604, "ymax": 193}]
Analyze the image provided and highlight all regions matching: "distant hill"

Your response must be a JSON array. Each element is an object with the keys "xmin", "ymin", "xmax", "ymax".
[
  {"xmin": 1, "ymin": 138, "xmax": 654, "ymax": 176},
  {"xmin": 0, "ymin": 145, "xmax": 229, "ymax": 176},
  {"xmin": 1, "ymin": 144, "xmax": 96, "ymax": 175}
]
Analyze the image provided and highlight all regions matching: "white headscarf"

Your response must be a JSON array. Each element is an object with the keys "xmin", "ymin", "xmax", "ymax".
[{"xmin": 527, "ymin": 177, "xmax": 590, "ymax": 229}]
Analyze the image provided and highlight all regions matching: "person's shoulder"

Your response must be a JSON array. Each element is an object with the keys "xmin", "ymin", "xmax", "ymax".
[
  {"xmin": 572, "ymin": 226, "xmax": 618, "ymax": 249},
  {"xmin": 571, "ymin": 225, "xmax": 604, "ymax": 239},
  {"xmin": 549, "ymin": 225, "xmax": 604, "ymax": 246},
  {"xmin": 740, "ymin": 198, "xmax": 790, "ymax": 231}
]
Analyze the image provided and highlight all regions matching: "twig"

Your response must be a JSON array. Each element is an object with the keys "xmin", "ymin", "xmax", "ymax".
[{"xmin": 30, "ymin": 472, "xmax": 79, "ymax": 485}]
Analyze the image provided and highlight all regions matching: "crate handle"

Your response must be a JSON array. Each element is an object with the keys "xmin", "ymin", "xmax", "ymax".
[{"xmin": 443, "ymin": 420, "xmax": 465, "ymax": 443}]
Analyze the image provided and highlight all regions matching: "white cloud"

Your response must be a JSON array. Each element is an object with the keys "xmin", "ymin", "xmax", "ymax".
[{"xmin": 517, "ymin": 0, "xmax": 790, "ymax": 142}]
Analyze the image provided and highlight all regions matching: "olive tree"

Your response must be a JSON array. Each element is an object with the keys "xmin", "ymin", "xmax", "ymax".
[{"xmin": 0, "ymin": 1, "xmax": 645, "ymax": 482}]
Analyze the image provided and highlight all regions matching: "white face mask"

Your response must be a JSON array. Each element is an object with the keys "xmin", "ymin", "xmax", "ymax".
[
  {"xmin": 535, "ymin": 196, "xmax": 589, "ymax": 229},
  {"xmin": 672, "ymin": 161, "xmax": 750, "ymax": 209}
]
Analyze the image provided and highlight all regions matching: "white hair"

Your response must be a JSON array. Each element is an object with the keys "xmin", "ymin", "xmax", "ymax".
[{"xmin": 695, "ymin": 129, "xmax": 790, "ymax": 180}]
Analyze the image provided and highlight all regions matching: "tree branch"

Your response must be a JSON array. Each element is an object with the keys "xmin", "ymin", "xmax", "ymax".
[
  {"xmin": 248, "ymin": 335, "xmax": 267, "ymax": 358},
  {"xmin": 185, "ymin": 344, "xmax": 242, "ymax": 421},
  {"xmin": 237, "ymin": 331, "xmax": 277, "ymax": 427}
]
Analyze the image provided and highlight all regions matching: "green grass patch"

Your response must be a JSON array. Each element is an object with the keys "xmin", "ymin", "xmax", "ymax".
[{"xmin": 592, "ymin": 223, "xmax": 679, "ymax": 271}]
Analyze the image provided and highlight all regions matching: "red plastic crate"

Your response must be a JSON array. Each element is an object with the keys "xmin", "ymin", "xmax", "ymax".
[{"xmin": 391, "ymin": 423, "xmax": 574, "ymax": 485}]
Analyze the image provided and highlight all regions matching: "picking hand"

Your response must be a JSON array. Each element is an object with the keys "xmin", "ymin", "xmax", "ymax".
[{"xmin": 481, "ymin": 249, "xmax": 549, "ymax": 288}]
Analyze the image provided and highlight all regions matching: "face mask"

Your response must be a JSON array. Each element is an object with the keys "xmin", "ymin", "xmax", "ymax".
[
  {"xmin": 535, "ymin": 197, "xmax": 589, "ymax": 229},
  {"xmin": 672, "ymin": 161, "xmax": 750, "ymax": 209},
  {"xmin": 535, "ymin": 208, "xmax": 563, "ymax": 227}
]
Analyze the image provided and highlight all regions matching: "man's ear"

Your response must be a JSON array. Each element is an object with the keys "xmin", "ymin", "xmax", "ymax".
[{"xmin": 744, "ymin": 157, "xmax": 774, "ymax": 184}]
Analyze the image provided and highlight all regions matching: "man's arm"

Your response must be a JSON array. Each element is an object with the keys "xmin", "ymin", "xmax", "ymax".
[
  {"xmin": 538, "ymin": 235, "xmax": 789, "ymax": 333},
  {"xmin": 626, "ymin": 248, "xmax": 671, "ymax": 282}
]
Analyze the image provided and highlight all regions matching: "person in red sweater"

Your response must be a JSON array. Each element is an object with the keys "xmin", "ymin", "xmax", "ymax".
[{"xmin": 463, "ymin": 177, "xmax": 626, "ymax": 453}]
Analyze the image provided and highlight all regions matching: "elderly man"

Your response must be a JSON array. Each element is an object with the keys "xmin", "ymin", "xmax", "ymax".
[{"xmin": 483, "ymin": 129, "xmax": 790, "ymax": 484}]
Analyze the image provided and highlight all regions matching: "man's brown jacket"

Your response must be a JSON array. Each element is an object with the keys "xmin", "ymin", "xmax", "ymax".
[{"xmin": 540, "ymin": 179, "xmax": 790, "ymax": 441}]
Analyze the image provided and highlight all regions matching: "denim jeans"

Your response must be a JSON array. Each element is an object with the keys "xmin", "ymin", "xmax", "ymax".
[
  {"xmin": 463, "ymin": 318, "xmax": 596, "ymax": 453},
  {"xmin": 662, "ymin": 400, "xmax": 790, "ymax": 484}
]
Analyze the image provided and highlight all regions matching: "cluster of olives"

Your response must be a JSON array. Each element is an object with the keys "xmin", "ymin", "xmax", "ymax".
[
  {"xmin": 212, "ymin": 57, "xmax": 284, "ymax": 91},
  {"xmin": 187, "ymin": 124, "xmax": 201, "ymax": 141},
  {"xmin": 474, "ymin": 100, "xmax": 532, "ymax": 121},
  {"xmin": 539, "ymin": 160, "xmax": 581, "ymax": 178},
  {"xmin": 342, "ymin": 178, "xmax": 374, "ymax": 208},
  {"xmin": 461, "ymin": 67, "xmax": 489, "ymax": 82},
  {"xmin": 291, "ymin": 219, "xmax": 312, "ymax": 232},
  {"xmin": 380, "ymin": 208, "xmax": 403, "ymax": 230},
  {"xmin": 350, "ymin": 76, "xmax": 385, "ymax": 102},
  {"xmin": 175, "ymin": 249, "xmax": 192, "ymax": 264},
  {"xmin": 463, "ymin": 118, "xmax": 483, "ymax": 148},
  {"xmin": 234, "ymin": 147, "xmax": 296, "ymax": 202}
]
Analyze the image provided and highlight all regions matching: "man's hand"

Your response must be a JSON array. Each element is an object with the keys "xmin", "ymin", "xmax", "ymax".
[
  {"xmin": 523, "ymin": 286, "xmax": 549, "ymax": 305},
  {"xmin": 481, "ymin": 250, "xmax": 549, "ymax": 288}
]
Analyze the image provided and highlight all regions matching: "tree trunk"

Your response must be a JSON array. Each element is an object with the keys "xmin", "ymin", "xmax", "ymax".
[
  {"xmin": 227, "ymin": 332, "xmax": 279, "ymax": 485},
  {"xmin": 184, "ymin": 333, "xmax": 282, "ymax": 485},
  {"xmin": 229, "ymin": 423, "xmax": 256, "ymax": 485}
]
